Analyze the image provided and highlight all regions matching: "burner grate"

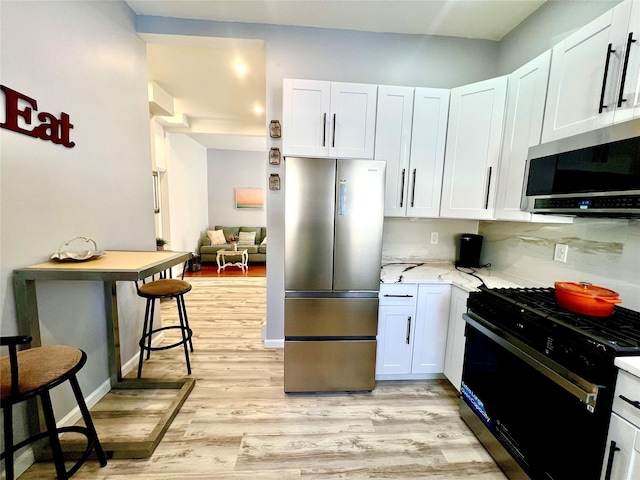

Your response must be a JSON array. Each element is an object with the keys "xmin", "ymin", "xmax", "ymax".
[{"xmin": 482, "ymin": 287, "xmax": 640, "ymax": 350}]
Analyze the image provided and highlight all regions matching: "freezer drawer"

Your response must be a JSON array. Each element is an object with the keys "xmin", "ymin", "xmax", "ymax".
[
  {"xmin": 284, "ymin": 340, "xmax": 376, "ymax": 392},
  {"xmin": 285, "ymin": 297, "xmax": 378, "ymax": 337}
]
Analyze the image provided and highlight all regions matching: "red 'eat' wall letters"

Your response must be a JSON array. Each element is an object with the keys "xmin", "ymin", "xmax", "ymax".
[{"xmin": 1, "ymin": 85, "xmax": 75, "ymax": 148}]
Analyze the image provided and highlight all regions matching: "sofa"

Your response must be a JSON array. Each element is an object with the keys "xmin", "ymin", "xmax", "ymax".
[{"xmin": 200, "ymin": 226, "xmax": 267, "ymax": 264}]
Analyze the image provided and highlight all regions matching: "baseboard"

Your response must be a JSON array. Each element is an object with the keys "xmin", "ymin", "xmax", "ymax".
[
  {"xmin": 120, "ymin": 332, "xmax": 165, "ymax": 376},
  {"xmin": 11, "ymin": 334, "xmax": 166, "ymax": 478},
  {"xmin": 263, "ymin": 338, "xmax": 284, "ymax": 349}
]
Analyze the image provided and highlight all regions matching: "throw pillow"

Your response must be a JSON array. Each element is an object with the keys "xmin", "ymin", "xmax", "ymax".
[
  {"xmin": 261, "ymin": 236, "xmax": 267, "ymax": 245},
  {"xmin": 207, "ymin": 229, "xmax": 226, "ymax": 245},
  {"xmin": 238, "ymin": 231, "xmax": 256, "ymax": 246}
]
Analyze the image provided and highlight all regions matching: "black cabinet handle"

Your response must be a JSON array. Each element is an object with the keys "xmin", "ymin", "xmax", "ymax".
[
  {"xmin": 332, "ymin": 114, "xmax": 336, "ymax": 148},
  {"xmin": 599, "ymin": 43, "xmax": 616, "ymax": 113},
  {"xmin": 618, "ymin": 32, "xmax": 637, "ymax": 108},
  {"xmin": 406, "ymin": 316, "xmax": 412, "ymax": 344},
  {"xmin": 410, "ymin": 169, "xmax": 417, "ymax": 208},
  {"xmin": 619, "ymin": 394, "xmax": 640, "ymax": 410},
  {"xmin": 484, "ymin": 167, "xmax": 492, "ymax": 209},
  {"xmin": 322, "ymin": 113, "xmax": 327, "ymax": 147},
  {"xmin": 383, "ymin": 294, "xmax": 414, "ymax": 298},
  {"xmin": 603, "ymin": 440, "xmax": 620, "ymax": 480},
  {"xmin": 400, "ymin": 169, "xmax": 406, "ymax": 208}
]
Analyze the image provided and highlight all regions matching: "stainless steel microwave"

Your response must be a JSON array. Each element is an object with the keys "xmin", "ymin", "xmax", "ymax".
[{"xmin": 522, "ymin": 119, "xmax": 640, "ymax": 217}]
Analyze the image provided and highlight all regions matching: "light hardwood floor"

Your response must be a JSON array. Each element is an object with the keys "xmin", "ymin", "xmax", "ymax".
[{"xmin": 21, "ymin": 277, "xmax": 506, "ymax": 479}]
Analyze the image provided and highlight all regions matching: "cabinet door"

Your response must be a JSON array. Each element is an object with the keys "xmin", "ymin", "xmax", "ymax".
[
  {"xmin": 440, "ymin": 76, "xmax": 508, "ymax": 219},
  {"xmin": 329, "ymin": 82, "xmax": 377, "ymax": 159},
  {"xmin": 283, "ymin": 79, "xmax": 331, "ymax": 157},
  {"xmin": 601, "ymin": 413, "xmax": 638, "ymax": 480},
  {"xmin": 542, "ymin": 2, "xmax": 632, "ymax": 142},
  {"xmin": 494, "ymin": 51, "xmax": 571, "ymax": 224},
  {"xmin": 411, "ymin": 285, "xmax": 451, "ymax": 374},
  {"xmin": 406, "ymin": 88, "xmax": 450, "ymax": 218},
  {"xmin": 374, "ymin": 86, "xmax": 414, "ymax": 217},
  {"xmin": 613, "ymin": 1, "xmax": 640, "ymax": 124},
  {"xmin": 443, "ymin": 286, "xmax": 469, "ymax": 392},
  {"xmin": 376, "ymin": 304, "xmax": 415, "ymax": 375}
]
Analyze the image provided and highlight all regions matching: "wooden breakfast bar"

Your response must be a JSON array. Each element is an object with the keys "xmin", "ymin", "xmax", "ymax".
[{"xmin": 13, "ymin": 250, "xmax": 195, "ymax": 458}]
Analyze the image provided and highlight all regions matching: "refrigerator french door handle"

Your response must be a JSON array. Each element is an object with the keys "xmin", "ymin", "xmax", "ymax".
[
  {"xmin": 410, "ymin": 169, "xmax": 417, "ymax": 207},
  {"xmin": 599, "ymin": 43, "xmax": 616, "ymax": 113},
  {"xmin": 400, "ymin": 169, "xmax": 406, "ymax": 207},
  {"xmin": 617, "ymin": 33, "xmax": 636, "ymax": 108},
  {"xmin": 322, "ymin": 113, "xmax": 327, "ymax": 146},
  {"xmin": 338, "ymin": 180, "xmax": 347, "ymax": 216},
  {"xmin": 406, "ymin": 316, "xmax": 412, "ymax": 344}
]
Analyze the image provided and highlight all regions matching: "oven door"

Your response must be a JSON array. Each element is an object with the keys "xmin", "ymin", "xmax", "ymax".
[{"xmin": 461, "ymin": 314, "xmax": 612, "ymax": 480}]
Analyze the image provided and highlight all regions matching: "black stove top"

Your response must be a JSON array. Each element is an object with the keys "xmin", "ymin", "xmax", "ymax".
[
  {"xmin": 466, "ymin": 286, "xmax": 640, "ymax": 380},
  {"xmin": 478, "ymin": 287, "xmax": 640, "ymax": 352}
]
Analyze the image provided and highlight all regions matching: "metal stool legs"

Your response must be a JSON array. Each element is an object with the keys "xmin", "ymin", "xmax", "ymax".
[
  {"xmin": 136, "ymin": 293, "xmax": 193, "ymax": 378},
  {"xmin": 1, "ymin": 372, "xmax": 107, "ymax": 480}
]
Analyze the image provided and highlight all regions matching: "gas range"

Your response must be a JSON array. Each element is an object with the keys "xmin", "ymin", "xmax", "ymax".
[
  {"xmin": 466, "ymin": 287, "xmax": 640, "ymax": 382},
  {"xmin": 461, "ymin": 286, "xmax": 640, "ymax": 480}
]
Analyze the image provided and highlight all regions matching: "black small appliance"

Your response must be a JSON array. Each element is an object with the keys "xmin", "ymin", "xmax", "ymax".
[{"xmin": 456, "ymin": 233, "xmax": 483, "ymax": 268}]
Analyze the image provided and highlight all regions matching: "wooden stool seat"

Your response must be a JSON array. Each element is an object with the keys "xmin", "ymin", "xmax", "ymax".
[
  {"xmin": 1, "ymin": 336, "xmax": 107, "ymax": 479},
  {"xmin": 1, "ymin": 345, "xmax": 83, "ymax": 400},
  {"xmin": 136, "ymin": 273, "xmax": 194, "ymax": 378},
  {"xmin": 138, "ymin": 279, "xmax": 191, "ymax": 298}
]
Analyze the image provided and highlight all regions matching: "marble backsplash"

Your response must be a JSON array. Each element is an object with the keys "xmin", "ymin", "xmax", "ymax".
[
  {"xmin": 382, "ymin": 217, "xmax": 479, "ymax": 264},
  {"xmin": 479, "ymin": 218, "xmax": 640, "ymax": 311}
]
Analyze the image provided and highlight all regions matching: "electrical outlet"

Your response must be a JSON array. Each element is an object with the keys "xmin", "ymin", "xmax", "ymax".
[
  {"xmin": 554, "ymin": 244, "xmax": 568, "ymax": 263},
  {"xmin": 431, "ymin": 232, "xmax": 439, "ymax": 244}
]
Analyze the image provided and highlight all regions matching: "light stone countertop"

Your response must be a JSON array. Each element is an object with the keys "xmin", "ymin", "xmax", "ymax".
[
  {"xmin": 615, "ymin": 357, "xmax": 640, "ymax": 379},
  {"xmin": 380, "ymin": 262, "xmax": 533, "ymax": 292}
]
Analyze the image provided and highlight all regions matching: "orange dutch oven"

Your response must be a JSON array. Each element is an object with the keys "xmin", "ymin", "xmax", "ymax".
[{"xmin": 554, "ymin": 282, "xmax": 622, "ymax": 317}]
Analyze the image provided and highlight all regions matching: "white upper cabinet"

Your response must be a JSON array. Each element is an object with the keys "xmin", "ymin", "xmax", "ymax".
[
  {"xmin": 440, "ymin": 76, "xmax": 508, "ymax": 220},
  {"xmin": 375, "ymin": 86, "xmax": 449, "ymax": 218},
  {"xmin": 407, "ymin": 88, "xmax": 450, "ymax": 217},
  {"xmin": 283, "ymin": 79, "xmax": 377, "ymax": 159},
  {"xmin": 375, "ymin": 86, "xmax": 415, "ymax": 216},
  {"xmin": 542, "ymin": 0, "xmax": 639, "ymax": 142},
  {"xmin": 494, "ymin": 51, "xmax": 573, "ymax": 224}
]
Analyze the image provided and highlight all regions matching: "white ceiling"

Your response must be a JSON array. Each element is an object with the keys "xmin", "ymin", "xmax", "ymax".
[
  {"xmin": 128, "ymin": 0, "xmax": 548, "ymax": 41},
  {"xmin": 128, "ymin": 0, "xmax": 550, "ymax": 149}
]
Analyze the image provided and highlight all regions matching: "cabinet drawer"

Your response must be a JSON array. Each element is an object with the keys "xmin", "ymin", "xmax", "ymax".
[
  {"xmin": 379, "ymin": 284, "xmax": 418, "ymax": 305},
  {"xmin": 613, "ymin": 370, "xmax": 640, "ymax": 429}
]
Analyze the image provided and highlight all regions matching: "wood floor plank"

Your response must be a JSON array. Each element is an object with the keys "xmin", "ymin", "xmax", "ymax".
[{"xmin": 20, "ymin": 277, "xmax": 507, "ymax": 479}]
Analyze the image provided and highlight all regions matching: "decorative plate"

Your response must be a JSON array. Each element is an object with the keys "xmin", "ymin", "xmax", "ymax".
[{"xmin": 51, "ymin": 237, "xmax": 105, "ymax": 262}]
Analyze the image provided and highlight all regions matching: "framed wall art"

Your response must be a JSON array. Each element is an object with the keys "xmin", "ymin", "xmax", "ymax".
[{"xmin": 235, "ymin": 187, "xmax": 264, "ymax": 209}]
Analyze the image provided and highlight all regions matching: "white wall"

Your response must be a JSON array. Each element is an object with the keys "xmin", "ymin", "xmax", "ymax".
[
  {"xmin": 207, "ymin": 149, "xmax": 267, "ymax": 229},
  {"xmin": 164, "ymin": 133, "xmax": 209, "ymax": 255},
  {"xmin": 1, "ymin": 0, "xmax": 153, "ymax": 451},
  {"xmin": 497, "ymin": 0, "xmax": 619, "ymax": 74},
  {"xmin": 136, "ymin": 16, "xmax": 502, "ymax": 343}
]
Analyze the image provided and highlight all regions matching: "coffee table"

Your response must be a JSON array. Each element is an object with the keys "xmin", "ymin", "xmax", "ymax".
[{"xmin": 216, "ymin": 249, "xmax": 249, "ymax": 272}]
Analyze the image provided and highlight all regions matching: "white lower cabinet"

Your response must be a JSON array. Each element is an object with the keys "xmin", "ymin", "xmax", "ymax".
[
  {"xmin": 601, "ymin": 370, "xmax": 640, "ymax": 480},
  {"xmin": 443, "ymin": 286, "xmax": 470, "ymax": 392},
  {"xmin": 376, "ymin": 283, "xmax": 450, "ymax": 379}
]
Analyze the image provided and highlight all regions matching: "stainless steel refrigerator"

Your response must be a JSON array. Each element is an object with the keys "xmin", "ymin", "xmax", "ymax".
[{"xmin": 284, "ymin": 157, "xmax": 385, "ymax": 393}]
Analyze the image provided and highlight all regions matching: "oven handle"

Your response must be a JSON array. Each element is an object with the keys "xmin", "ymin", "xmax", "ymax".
[{"xmin": 464, "ymin": 313, "xmax": 600, "ymax": 412}]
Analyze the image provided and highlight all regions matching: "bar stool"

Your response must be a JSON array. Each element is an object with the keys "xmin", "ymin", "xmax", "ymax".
[
  {"xmin": 136, "ymin": 264, "xmax": 194, "ymax": 378},
  {"xmin": 1, "ymin": 335, "xmax": 107, "ymax": 479}
]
